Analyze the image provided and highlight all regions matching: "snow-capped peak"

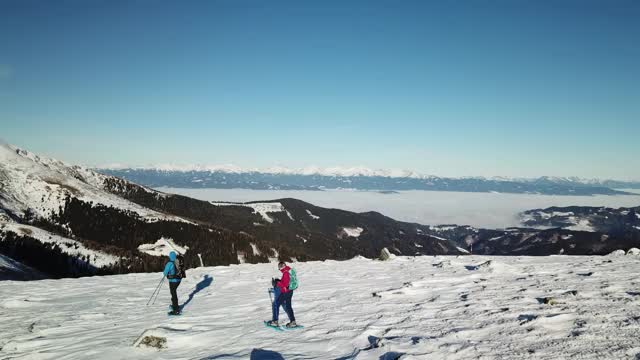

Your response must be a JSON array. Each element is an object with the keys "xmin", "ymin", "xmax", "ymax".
[{"xmin": 0, "ymin": 143, "xmax": 189, "ymax": 223}]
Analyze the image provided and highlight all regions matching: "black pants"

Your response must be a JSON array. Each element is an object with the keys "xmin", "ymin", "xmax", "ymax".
[
  {"xmin": 169, "ymin": 281, "xmax": 181, "ymax": 312},
  {"xmin": 274, "ymin": 290, "xmax": 295, "ymax": 322}
]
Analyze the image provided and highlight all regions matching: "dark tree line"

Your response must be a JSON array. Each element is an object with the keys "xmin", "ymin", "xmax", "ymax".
[{"xmin": 0, "ymin": 232, "xmax": 102, "ymax": 278}]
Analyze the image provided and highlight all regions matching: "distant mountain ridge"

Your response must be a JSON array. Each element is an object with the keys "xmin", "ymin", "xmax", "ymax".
[
  {"xmin": 99, "ymin": 164, "xmax": 640, "ymax": 185},
  {"xmin": 98, "ymin": 168, "xmax": 638, "ymax": 196}
]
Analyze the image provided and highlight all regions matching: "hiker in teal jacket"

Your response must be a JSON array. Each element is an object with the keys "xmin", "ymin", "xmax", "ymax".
[{"xmin": 163, "ymin": 251, "xmax": 181, "ymax": 315}]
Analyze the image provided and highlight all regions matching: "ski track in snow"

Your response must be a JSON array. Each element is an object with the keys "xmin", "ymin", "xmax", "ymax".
[{"xmin": 2, "ymin": 256, "xmax": 640, "ymax": 359}]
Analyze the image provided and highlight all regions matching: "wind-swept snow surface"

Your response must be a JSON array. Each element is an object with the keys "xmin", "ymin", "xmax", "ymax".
[{"xmin": 2, "ymin": 256, "xmax": 640, "ymax": 359}]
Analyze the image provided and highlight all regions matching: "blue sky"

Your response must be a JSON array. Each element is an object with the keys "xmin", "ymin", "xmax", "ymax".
[{"xmin": 1, "ymin": 0, "xmax": 639, "ymax": 179}]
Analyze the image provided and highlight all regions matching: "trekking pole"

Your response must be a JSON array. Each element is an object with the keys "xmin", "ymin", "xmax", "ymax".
[
  {"xmin": 147, "ymin": 277, "xmax": 163, "ymax": 306},
  {"xmin": 151, "ymin": 276, "xmax": 165, "ymax": 306},
  {"xmin": 147, "ymin": 276, "xmax": 165, "ymax": 306}
]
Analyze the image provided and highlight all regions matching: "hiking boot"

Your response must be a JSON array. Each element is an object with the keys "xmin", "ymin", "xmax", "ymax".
[
  {"xmin": 266, "ymin": 320, "xmax": 279, "ymax": 327},
  {"xmin": 285, "ymin": 321, "xmax": 297, "ymax": 328}
]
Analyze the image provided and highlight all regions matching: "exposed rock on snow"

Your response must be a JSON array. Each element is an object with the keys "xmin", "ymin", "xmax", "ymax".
[
  {"xmin": 379, "ymin": 248, "xmax": 395, "ymax": 261},
  {"xmin": 432, "ymin": 259, "xmax": 452, "ymax": 268},
  {"xmin": 626, "ymin": 248, "xmax": 640, "ymax": 256},
  {"xmin": 133, "ymin": 329, "xmax": 171, "ymax": 349},
  {"xmin": 466, "ymin": 260, "xmax": 493, "ymax": 271},
  {"xmin": 137, "ymin": 335, "xmax": 167, "ymax": 349},
  {"xmin": 607, "ymin": 250, "xmax": 626, "ymax": 257},
  {"xmin": 537, "ymin": 290, "xmax": 578, "ymax": 306}
]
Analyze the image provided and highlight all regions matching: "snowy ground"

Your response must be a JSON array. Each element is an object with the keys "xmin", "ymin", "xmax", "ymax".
[{"xmin": 2, "ymin": 255, "xmax": 640, "ymax": 359}]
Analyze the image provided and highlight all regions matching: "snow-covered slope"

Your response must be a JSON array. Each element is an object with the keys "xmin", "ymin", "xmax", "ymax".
[
  {"xmin": 2, "ymin": 255, "xmax": 640, "ymax": 359},
  {"xmin": 0, "ymin": 143, "xmax": 188, "ymax": 223}
]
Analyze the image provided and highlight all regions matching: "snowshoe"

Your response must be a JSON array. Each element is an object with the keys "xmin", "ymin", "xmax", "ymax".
[
  {"xmin": 284, "ymin": 321, "xmax": 303, "ymax": 330},
  {"xmin": 264, "ymin": 320, "xmax": 283, "ymax": 331}
]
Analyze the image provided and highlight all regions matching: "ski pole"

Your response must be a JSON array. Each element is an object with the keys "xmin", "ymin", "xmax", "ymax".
[
  {"xmin": 147, "ymin": 278, "xmax": 162, "ymax": 306},
  {"xmin": 147, "ymin": 277, "xmax": 163, "ymax": 306},
  {"xmin": 151, "ymin": 277, "xmax": 165, "ymax": 306},
  {"xmin": 147, "ymin": 276, "xmax": 165, "ymax": 306}
]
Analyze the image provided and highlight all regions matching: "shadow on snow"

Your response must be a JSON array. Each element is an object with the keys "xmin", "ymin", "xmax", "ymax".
[{"xmin": 180, "ymin": 274, "xmax": 214, "ymax": 310}]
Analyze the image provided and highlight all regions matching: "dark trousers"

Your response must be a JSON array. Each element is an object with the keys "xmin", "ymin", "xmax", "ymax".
[
  {"xmin": 169, "ymin": 281, "xmax": 181, "ymax": 312},
  {"xmin": 273, "ymin": 290, "xmax": 295, "ymax": 322}
]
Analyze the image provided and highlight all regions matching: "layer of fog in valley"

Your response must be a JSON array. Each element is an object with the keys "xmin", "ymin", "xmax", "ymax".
[{"xmin": 158, "ymin": 188, "xmax": 640, "ymax": 229}]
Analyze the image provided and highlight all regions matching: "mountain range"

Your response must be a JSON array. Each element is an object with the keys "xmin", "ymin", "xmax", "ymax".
[
  {"xmin": 1, "ymin": 144, "xmax": 640, "ymax": 281},
  {"xmin": 98, "ymin": 167, "xmax": 640, "ymax": 196}
]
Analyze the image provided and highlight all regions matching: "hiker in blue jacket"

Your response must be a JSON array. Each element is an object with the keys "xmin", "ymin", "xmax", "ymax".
[{"xmin": 163, "ymin": 251, "xmax": 182, "ymax": 315}]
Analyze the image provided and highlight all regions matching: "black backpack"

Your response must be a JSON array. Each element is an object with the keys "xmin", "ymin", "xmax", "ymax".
[{"xmin": 169, "ymin": 255, "xmax": 187, "ymax": 279}]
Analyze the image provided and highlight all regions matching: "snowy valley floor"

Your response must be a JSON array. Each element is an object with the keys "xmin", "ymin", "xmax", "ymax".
[{"xmin": 2, "ymin": 255, "xmax": 640, "ymax": 359}]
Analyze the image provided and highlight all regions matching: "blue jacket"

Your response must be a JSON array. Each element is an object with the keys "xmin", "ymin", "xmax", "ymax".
[{"xmin": 163, "ymin": 251, "xmax": 181, "ymax": 283}]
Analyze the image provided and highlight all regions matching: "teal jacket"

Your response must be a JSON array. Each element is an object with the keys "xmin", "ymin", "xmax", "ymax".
[{"xmin": 163, "ymin": 251, "xmax": 181, "ymax": 283}]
